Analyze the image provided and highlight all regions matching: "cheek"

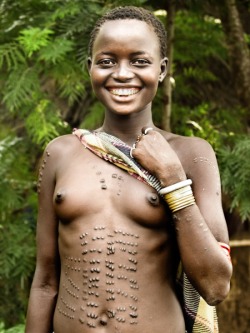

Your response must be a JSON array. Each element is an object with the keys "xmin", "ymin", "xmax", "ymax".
[
  {"xmin": 90, "ymin": 75, "xmax": 107, "ymax": 99},
  {"xmin": 143, "ymin": 68, "xmax": 160, "ymax": 85},
  {"xmin": 144, "ymin": 73, "xmax": 160, "ymax": 94},
  {"xmin": 90, "ymin": 69, "xmax": 107, "ymax": 86}
]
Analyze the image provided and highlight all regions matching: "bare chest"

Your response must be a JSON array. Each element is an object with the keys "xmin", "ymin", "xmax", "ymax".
[{"xmin": 53, "ymin": 150, "xmax": 169, "ymax": 228}]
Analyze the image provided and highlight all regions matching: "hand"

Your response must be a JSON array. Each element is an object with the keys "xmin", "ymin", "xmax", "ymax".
[{"xmin": 131, "ymin": 128, "xmax": 186, "ymax": 185}]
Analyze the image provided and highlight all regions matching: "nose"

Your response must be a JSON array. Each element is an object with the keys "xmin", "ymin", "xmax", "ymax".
[{"xmin": 112, "ymin": 62, "xmax": 134, "ymax": 81}]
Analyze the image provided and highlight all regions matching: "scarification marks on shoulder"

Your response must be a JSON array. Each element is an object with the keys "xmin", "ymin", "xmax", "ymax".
[
  {"xmin": 193, "ymin": 156, "xmax": 221, "ymax": 194},
  {"xmin": 37, "ymin": 150, "xmax": 50, "ymax": 194}
]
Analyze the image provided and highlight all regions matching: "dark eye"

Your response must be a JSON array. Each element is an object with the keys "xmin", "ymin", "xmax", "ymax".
[
  {"xmin": 132, "ymin": 59, "xmax": 150, "ymax": 66},
  {"xmin": 97, "ymin": 59, "xmax": 115, "ymax": 67}
]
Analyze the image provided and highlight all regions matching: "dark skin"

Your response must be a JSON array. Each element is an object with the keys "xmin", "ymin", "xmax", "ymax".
[{"xmin": 25, "ymin": 19, "xmax": 232, "ymax": 333}]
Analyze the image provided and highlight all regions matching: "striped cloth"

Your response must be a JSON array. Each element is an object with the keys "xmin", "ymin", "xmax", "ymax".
[
  {"xmin": 73, "ymin": 128, "xmax": 162, "ymax": 192},
  {"xmin": 73, "ymin": 128, "xmax": 219, "ymax": 333}
]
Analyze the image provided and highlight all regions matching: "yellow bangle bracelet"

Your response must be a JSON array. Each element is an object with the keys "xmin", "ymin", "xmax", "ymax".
[
  {"xmin": 164, "ymin": 185, "xmax": 192, "ymax": 197},
  {"xmin": 168, "ymin": 198, "xmax": 195, "ymax": 210},
  {"xmin": 163, "ymin": 185, "xmax": 196, "ymax": 213},
  {"xmin": 172, "ymin": 201, "xmax": 195, "ymax": 212},
  {"xmin": 166, "ymin": 191, "xmax": 194, "ymax": 203},
  {"xmin": 168, "ymin": 197, "xmax": 195, "ymax": 209},
  {"xmin": 164, "ymin": 187, "xmax": 192, "ymax": 200},
  {"xmin": 169, "ymin": 196, "xmax": 195, "ymax": 207},
  {"xmin": 165, "ymin": 190, "xmax": 193, "ymax": 203}
]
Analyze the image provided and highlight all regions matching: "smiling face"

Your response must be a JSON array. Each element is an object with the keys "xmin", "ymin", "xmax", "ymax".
[{"xmin": 88, "ymin": 19, "xmax": 167, "ymax": 116}]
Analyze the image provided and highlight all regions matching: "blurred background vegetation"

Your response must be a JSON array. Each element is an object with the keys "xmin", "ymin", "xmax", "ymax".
[{"xmin": 0, "ymin": 0, "xmax": 249, "ymax": 331}]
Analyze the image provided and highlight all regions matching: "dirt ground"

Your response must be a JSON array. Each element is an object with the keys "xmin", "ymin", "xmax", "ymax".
[{"xmin": 217, "ymin": 235, "xmax": 250, "ymax": 333}]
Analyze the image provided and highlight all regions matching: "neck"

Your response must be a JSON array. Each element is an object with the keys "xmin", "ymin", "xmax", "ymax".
[{"xmin": 100, "ymin": 111, "xmax": 155, "ymax": 146}]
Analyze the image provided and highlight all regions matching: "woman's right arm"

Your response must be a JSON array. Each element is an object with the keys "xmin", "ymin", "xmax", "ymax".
[{"xmin": 25, "ymin": 141, "xmax": 60, "ymax": 333}]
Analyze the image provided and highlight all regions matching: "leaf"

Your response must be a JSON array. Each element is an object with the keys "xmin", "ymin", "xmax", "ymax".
[
  {"xmin": 25, "ymin": 99, "xmax": 68, "ymax": 146},
  {"xmin": 18, "ymin": 27, "xmax": 54, "ymax": 57},
  {"xmin": 218, "ymin": 136, "xmax": 250, "ymax": 221},
  {"xmin": 51, "ymin": 1, "xmax": 81, "ymax": 20},
  {"xmin": 186, "ymin": 120, "xmax": 203, "ymax": 131},
  {"xmin": 81, "ymin": 101, "xmax": 104, "ymax": 129},
  {"xmin": 4, "ymin": 324, "xmax": 25, "ymax": 333},
  {"xmin": 38, "ymin": 38, "xmax": 74, "ymax": 64},
  {"xmin": 3, "ymin": 66, "xmax": 40, "ymax": 111},
  {"xmin": 51, "ymin": 60, "xmax": 87, "ymax": 105},
  {"xmin": 0, "ymin": 43, "xmax": 26, "ymax": 71}
]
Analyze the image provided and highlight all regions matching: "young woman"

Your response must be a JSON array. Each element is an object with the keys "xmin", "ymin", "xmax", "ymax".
[{"xmin": 25, "ymin": 6, "xmax": 232, "ymax": 333}]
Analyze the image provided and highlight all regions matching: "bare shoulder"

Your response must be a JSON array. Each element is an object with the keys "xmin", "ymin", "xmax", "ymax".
[
  {"xmin": 46, "ymin": 134, "xmax": 78, "ymax": 151},
  {"xmin": 162, "ymin": 130, "xmax": 212, "ymax": 152},
  {"xmin": 175, "ymin": 135, "xmax": 214, "ymax": 156},
  {"xmin": 160, "ymin": 130, "xmax": 215, "ymax": 162},
  {"xmin": 45, "ymin": 133, "xmax": 80, "ymax": 155},
  {"xmin": 38, "ymin": 133, "xmax": 83, "ymax": 177}
]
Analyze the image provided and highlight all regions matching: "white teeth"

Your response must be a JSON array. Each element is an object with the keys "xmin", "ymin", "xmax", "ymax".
[{"xmin": 109, "ymin": 88, "xmax": 139, "ymax": 96}]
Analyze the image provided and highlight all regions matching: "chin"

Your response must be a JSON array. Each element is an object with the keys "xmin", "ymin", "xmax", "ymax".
[{"xmin": 108, "ymin": 105, "xmax": 146, "ymax": 116}]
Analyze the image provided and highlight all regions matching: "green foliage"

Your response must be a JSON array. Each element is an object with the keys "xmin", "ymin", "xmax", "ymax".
[
  {"xmin": 0, "ymin": 323, "xmax": 25, "ymax": 333},
  {"xmin": 0, "ymin": 43, "xmax": 26, "ymax": 70},
  {"xmin": 38, "ymin": 38, "xmax": 74, "ymax": 64},
  {"xmin": 172, "ymin": 104, "xmax": 222, "ymax": 147},
  {"xmin": 172, "ymin": 10, "xmax": 229, "ymax": 107},
  {"xmin": 18, "ymin": 27, "xmax": 54, "ymax": 57},
  {"xmin": 218, "ymin": 136, "xmax": 250, "ymax": 222},
  {"xmin": 171, "ymin": 103, "xmax": 244, "ymax": 150},
  {"xmin": 26, "ymin": 99, "xmax": 68, "ymax": 147},
  {"xmin": 0, "ymin": 0, "xmax": 102, "ymax": 145},
  {"xmin": 0, "ymin": 135, "xmax": 36, "ymax": 327},
  {"xmin": 80, "ymin": 101, "xmax": 105, "ymax": 129},
  {"xmin": 3, "ymin": 66, "xmax": 40, "ymax": 112},
  {"xmin": 174, "ymin": 11, "xmax": 227, "ymax": 65},
  {"xmin": 52, "ymin": 60, "xmax": 88, "ymax": 106}
]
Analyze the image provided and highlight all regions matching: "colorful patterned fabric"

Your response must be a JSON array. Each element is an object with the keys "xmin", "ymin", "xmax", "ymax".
[
  {"xmin": 73, "ymin": 128, "xmax": 162, "ymax": 192},
  {"xmin": 73, "ymin": 128, "xmax": 219, "ymax": 333},
  {"xmin": 177, "ymin": 267, "xmax": 219, "ymax": 333}
]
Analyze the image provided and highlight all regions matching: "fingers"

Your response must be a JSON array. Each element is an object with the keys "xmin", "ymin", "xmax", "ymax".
[
  {"xmin": 130, "ymin": 127, "xmax": 155, "ymax": 159},
  {"xmin": 129, "ymin": 126, "xmax": 154, "ymax": 158}
]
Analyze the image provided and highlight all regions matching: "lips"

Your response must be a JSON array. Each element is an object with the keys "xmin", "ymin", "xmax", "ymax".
[{"xmin": 108, "ymin": 88, "xmax": 140, "ymax": 96}]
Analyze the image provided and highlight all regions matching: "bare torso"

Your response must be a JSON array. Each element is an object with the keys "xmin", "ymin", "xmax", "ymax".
[{"xmin": 52, "ymin": 138, "xmax": 185, "ymax": 333}]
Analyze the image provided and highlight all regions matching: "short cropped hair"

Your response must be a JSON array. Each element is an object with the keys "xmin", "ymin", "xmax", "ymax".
[{"xmin": 88, "ymin": 6, "xmax": 167, "ymax": 58}]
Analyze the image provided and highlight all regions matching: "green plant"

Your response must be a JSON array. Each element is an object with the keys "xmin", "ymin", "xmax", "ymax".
[
  {"xmin": 0, "ymin": 322, "xmax": 25, "ymax": 333},
  {"xmin": 218, "ymin": 136, "xmax": 250, "ymax": 222},
  {"xmin": 0, "ymin": 135, "xmax": 36, "ymax": 327}
]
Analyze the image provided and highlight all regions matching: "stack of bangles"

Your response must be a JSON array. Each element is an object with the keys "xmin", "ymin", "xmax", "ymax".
[
  {"xmin": 159, "ymin": 180, "xmax": 232, "ymax": 261},
  {"xmin": 159, "ymin": 179, "xmax": 195, "ymax": 213}
]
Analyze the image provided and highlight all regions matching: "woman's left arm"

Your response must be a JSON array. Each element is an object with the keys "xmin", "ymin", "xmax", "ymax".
[
  {"xmin": 134, "ymin": 131, "xmax": 232, "ymax": 305},
  {"xmin": 170, "ymin": 137, "xmax": 232, "ymax": 305}
]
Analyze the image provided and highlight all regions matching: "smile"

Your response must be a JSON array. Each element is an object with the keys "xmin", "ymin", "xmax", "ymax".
[{"xmin": 108, "ymin": 88, "xmax": 140, "ymax": 96}]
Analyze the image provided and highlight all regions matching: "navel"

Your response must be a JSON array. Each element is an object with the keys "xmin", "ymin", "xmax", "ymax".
[{"xmin": 99, "ymin": 313, "xmax": 108, "ymax": 326}]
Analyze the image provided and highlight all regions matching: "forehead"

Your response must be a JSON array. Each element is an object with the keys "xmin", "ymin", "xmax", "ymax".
[{"xmin": 92, "ymin": 19, "xmax": 160, "ymax": 56}]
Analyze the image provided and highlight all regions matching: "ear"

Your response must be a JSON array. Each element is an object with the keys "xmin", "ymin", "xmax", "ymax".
[
  {"xmin": 87, "ymin": 57, "xmax": 92, "ymax": 75},
  {"xmin": 159, "ymin": 57, "xmax": 168, "ymax": 82}
]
